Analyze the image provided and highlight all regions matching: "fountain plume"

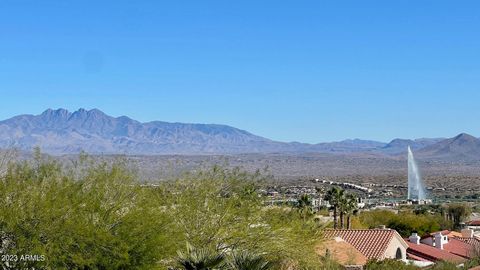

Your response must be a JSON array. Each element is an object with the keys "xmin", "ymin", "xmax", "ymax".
[{"xmin": 407, "ymin": 146, "xmax": 426, "ymax": 200}]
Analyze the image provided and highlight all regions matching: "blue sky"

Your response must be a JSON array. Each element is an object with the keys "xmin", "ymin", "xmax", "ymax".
[{"xmin": 1, "ymin": 1, "xmax": 480, "ymax": 143}]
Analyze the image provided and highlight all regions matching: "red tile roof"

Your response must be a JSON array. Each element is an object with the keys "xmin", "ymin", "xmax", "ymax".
[
  {"xmin": 467, "ymin": 220, "xmax": 480, "ymax": 226},
  {"xmin": 323, "ymin": 229, "xmax": 406, "ymax": 260},
  {"xmin": 406, "ymin": 241, "xmax": 466, "ymax": 263},
  {"xmin": 423, "ymin": 230, "xmax": 461, "ymax": 239},
  {"xmin": 443, "ymin": 238, "xmax": 475, "ymax": 258},
  {"xmin": 407, "ymin": 253, "xmax": 431, "ymax": 262},
  {"xmin": 455, "ymin": 237, "xmax": 480, "ymax": 257},
  {"xmin": 436, "ymin": 230, "xmax": 451, "ymax": 235},
  {"xmin": 456, "ymin": 237, "xmax": 480, "ymax": 247}
]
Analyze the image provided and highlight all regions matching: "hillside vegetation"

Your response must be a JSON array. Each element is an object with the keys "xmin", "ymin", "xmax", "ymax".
[{"xmin": 0, "ymin": 153, "xmax": 324, "ymax": 269}]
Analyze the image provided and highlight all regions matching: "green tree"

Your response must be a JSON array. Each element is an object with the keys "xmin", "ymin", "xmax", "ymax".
[
  {"xmin": 445, "ymin": 203, "xmax": 472, "ymax": 230},
  {"xmin": 324, "ymin": 187, "xmax": 345, "ymax": 229},
  {"xmin": 0, "ymin": 154, "xmax": 171, "ymax": 269},
  {"xmin": 357, "ymin": 210, "xmax": 442, "ymax": 237}
]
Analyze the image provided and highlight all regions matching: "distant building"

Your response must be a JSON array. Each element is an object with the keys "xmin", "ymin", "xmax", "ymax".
[
  {"xmin": 410, "ymin": 199, "xmax": 432, "ymax": 205},
  {"xmin": 466, "ymin": 220, "xmax": 480, "ymax": 232}
]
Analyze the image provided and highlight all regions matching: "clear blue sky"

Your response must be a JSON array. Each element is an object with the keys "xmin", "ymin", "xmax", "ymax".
[{"xmin": 1, "ymin": 1, "xmax": 480, "ymax": 143}]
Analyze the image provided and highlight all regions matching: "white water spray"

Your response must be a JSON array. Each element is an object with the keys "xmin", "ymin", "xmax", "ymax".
[{"xmin": 407, "ymin": 146, "xmax": 426, "ymax": 200}]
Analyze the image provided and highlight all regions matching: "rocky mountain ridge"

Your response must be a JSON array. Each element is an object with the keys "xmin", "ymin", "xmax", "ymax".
[{"xmin": 0, "ymin": 108, "xmax": 477, "ymax": 159}]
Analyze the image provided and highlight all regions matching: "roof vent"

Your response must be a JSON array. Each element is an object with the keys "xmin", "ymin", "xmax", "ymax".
[
  {"xmin": 434, "ymin": 233, "xmax": 444, "ymax": 250},
  {"xmin": 409, "ymin": 233, "xmax": 420, "ymax": 245}
]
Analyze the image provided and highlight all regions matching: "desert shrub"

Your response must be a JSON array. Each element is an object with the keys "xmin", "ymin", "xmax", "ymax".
[
  {"xmin": 357, "ymin": 210, "xmax": 443, "ymax": 237},
  {"xmin": 430, "ymin": 261, "xmax": 462, "ymax": 270},
  {"xmin": 366, "ymin": 259, "xmax": 417, "ymax": 270}
]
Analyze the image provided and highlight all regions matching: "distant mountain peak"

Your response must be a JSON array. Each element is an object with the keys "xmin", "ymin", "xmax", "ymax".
[
  {"xmin": 69, "ymin": 108, "xmax": 109, "ymax": 120},
  {"xmin": 89, "ymin": 108, "xmax": 103, "ymax": 114},
  {"xmin": 72, "ymin": 107, "xmax": 103, "ymax": 114},
  {"xmin": 417, "ymin": 133, "xmax": 480, "ymax": 160},
  {"xmin": 453, "ymin": 133, "xmax": 476, "ymax": 141},
  {"xmin": 39, "ymin": 108, "xmax": 109, "ymax": 119},
  {"xmin": 41, "ymin": 108, "xmax": 71, "ymax": 117},
  {"xmin": 381, "ymin": 137, "xmax": 446, "ymax": 155}
]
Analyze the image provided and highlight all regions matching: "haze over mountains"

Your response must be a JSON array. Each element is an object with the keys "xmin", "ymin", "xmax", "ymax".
[{"xmin": 0, "ymin": 108, "xmax": 478, "ymax": 160}]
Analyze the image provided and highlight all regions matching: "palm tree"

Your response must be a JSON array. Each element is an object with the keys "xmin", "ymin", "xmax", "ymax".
[
  {"xmin": 176, "ymin": 242, "xmax": 225, "ymax": 270},
  {"xmin": 297, "ymin": 194, "xmax": 314, "ymax": 220},
  {"xmin": 344, "ymin": 193, "xmax": 358, "ymax": 229},
  {"xmin": 228, "ymin": 250, "xmax": 272, "ymax": 270},
  {"xmin": 324, "ymin": 187, "xmax": 345, "ymax": 229},
  {"xmin": 337, "ymin": 192, "xmax": 358, "ymax": 229},
  {"xmin": 338, "ymin": 194, "xmax": 347, "ymax": 229}
]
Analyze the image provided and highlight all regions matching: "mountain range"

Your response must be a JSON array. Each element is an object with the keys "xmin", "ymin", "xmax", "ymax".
[{"xmin": 0, "ymin": 108, "xmax": 478, "ymax": 159}]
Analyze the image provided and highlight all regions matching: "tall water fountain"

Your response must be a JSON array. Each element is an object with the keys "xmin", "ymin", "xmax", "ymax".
[{"xmin": 407, "ymin": 146, "xmax": 427, "ymax": 200}]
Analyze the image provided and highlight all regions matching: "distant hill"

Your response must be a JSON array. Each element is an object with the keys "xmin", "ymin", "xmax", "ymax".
[
  {"xmin": 417, "ymin": 133, "xmax": 480, "ymax": 160},
  {"xmin": 382, "ymin": 138, "xmax": 444, "ymax": 154},
  {"xmin": 312, "ymin": 139, "xmax": 386, "ymax": 153}
]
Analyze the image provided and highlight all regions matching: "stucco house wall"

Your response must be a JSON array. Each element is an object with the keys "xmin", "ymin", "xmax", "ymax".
[{"xmin": 383, "ymin": 236, "xmax": 408, "ymax": 260}]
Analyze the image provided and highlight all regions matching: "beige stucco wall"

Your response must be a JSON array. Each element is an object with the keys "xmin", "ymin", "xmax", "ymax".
[{"xmin": 383, "ymin": 237, "xmax": 407, "ymax": 260}]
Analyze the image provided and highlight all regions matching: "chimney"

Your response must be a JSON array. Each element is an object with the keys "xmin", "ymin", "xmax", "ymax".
[
  {"xmin": 378, "ymin": 225, "xmax": 386, "ymax": 230},
  {"xmin": 434, "ymin": 233, "xmax": 444, "ymax": 250},
  {"xmin": 409, "ymin": 233, "xmax": 420, "ymax": 244},
  {"xmin": 461, "ymin": 228, "xmax": 474, "ymax": 238}
]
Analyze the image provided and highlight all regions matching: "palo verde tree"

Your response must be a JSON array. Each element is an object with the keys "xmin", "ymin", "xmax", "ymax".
[{"xmin": 0, "ymin": 152, "xmax": 171, "ymax": 270}]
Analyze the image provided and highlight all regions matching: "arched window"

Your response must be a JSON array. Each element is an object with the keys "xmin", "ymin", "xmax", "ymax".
[{"xmin": 395, "ymin": 247, "xmax": 403, "ymax": 259}]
